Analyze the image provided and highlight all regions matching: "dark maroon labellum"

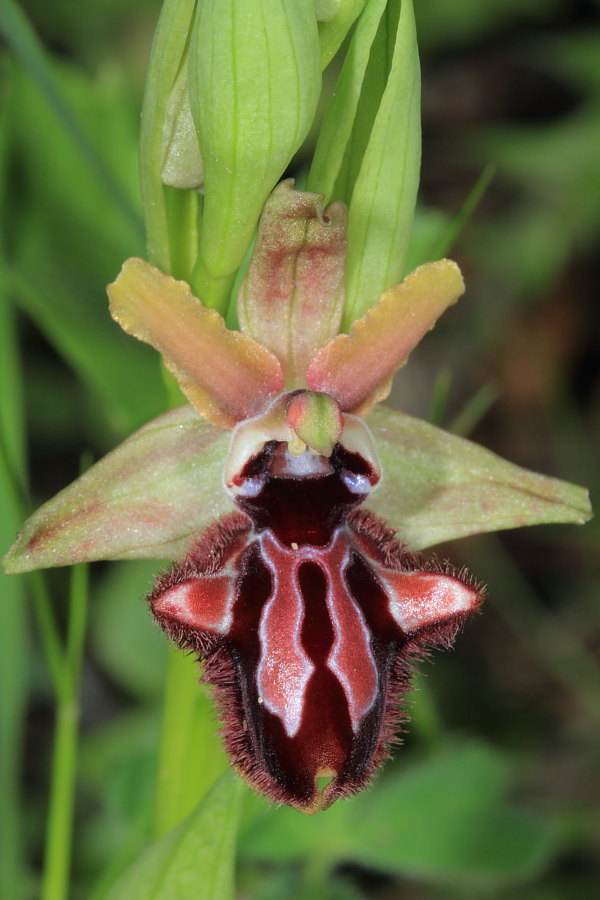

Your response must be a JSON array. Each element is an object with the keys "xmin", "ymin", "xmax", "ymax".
[{"xmin": 149, "ymin": 425, "xmax": 482, "ymax": 813}]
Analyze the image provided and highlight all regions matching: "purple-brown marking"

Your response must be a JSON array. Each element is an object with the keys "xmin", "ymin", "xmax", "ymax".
[{"xmin": 149, "ymin": 411, "xmax": 482, "ymax": 812}]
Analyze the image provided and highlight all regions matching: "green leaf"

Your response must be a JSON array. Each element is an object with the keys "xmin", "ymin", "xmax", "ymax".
[
  {"xmin": 348, "ymin": 743, "xmax": 556, "ymax": 886},
  {"xmin": 309, "ymin": 0, "xmax": 421, "ymax": 325},
  {"xmin": 107, "ymin": 772, "xmax": 243, "ymax": 900},
  {"xmin": 152, "ymin": 651, "xmax": 228, "ymax": 840},
  {"xmin": 6, "ymin": 61, "xmax": 162, "ymax": 434},
  {"xmin": 189, "ymin": 0, "xmax": 322, "ymax": 312},
  {"xmin": 240, "ymin": 742, "xmax": 556, "ymax": 888},
  {"xmin": 2, "ymin": 406, "xmax": 233, "ymax": 574},
  {"xmin": 0, "ymin": 0, "xmax": 142, "ymax": 242},
  {"xmin": 365, "ymin": 405, "xmax": 591, "ymax": 550},
  {"xmin": 427, "ymin": 163, "xmax": 496, "ymax": 261}
]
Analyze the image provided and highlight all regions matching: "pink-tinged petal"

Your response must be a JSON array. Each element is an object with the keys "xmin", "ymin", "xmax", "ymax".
[
  {"xmin": 307, "ymin": 259, "xmax": 465, "ymax": 413},
  {"xmin": 237, "ymin": 180, "xmax": 347, "ymax": 387},
  {"xmin": 2, "ymin": 406, "xmax": 233, "ymax": 573},
  {"xmin": 108, "ymin": 258, "xmax": 284, "ymax": 428},
  {"xmin": 365, "ymin": 404, "xmax": 592, "ymax": 551}
]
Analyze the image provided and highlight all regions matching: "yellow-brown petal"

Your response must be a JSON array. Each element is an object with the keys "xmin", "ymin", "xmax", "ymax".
[
  {"xmin": 108, "ymin": 258, "xmax": 284, "ymax": 428},
  {"xmin": 306, "ymin": 259, "xmax": 465, "ymax": 414}
]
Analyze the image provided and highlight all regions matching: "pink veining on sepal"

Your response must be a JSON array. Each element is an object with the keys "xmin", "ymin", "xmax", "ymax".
[
  {"xmin": 108, "ymin": 258, "xmax": 284, "ymax": 428},
  {"xmin": 237, "ymin": 180, "xmax": 347, "ymax": 387},
  {"xmin": 1, "ymin": 405, "xmax": 234, "ymax": 574},
  {"xmin": 307, "ymin": 259, "xmax": 465, "ymax": 414}
]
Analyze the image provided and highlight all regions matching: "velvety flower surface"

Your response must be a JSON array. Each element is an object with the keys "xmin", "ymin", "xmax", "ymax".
[
  {"xmin": 149, "ymin": 391, "xmax": 482, "ymax": 812},
  {"xmin": 3, "ymin": 182, "xmax": 590, "ymax": 812}
]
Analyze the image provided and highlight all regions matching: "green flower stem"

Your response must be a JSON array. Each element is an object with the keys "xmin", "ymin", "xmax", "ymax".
[
  {"xmin": 189, "ymin": 253, "xmax": 236, "ymax": 315},
  {"xmin": 0, "ymin": 274, "xmax": 28, "ymax": 899},
  {"xmin": 30, "ymin": 574, "xmax": 64, "ymax": 699},
  {"xmin": 153, "ymin": 646, "xmax": 228, "ymax": 839},
  {"xmin": 164, "ymin": 186, "xmax": 201, "ymax": 283},
  {"xmin": 41, "ymin": 563, "xmax": 88, "ymax": 900}
]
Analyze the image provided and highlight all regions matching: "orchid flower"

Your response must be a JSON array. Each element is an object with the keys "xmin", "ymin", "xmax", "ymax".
[{"xmin": 2, "ymin": 181, "xmax": 590, "ymax": 813}]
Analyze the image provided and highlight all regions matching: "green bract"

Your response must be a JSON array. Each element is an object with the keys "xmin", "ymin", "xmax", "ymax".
[
  {"xmin": 309, "ymin": 0, "xmax": 421, "ymax": 326},
  {"xmin": 140, "ymin": 0, "xmax": 199, "ymax": 277},
  {"xmin": 141, "ymin": 0, "xmax": 323, "ymax": 316},
  {"xmin": 188, "ymin": 0, "xmax": 321, "ymax": 312},
  {"xmin": 141, "ymin": 0, "xmax": 422, "ymax": 330},
  {"xmin": 317, "ymin": 0, "xmax": 365, "ymax": 69}
]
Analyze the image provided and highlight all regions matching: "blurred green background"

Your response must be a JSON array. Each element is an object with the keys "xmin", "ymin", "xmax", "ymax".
[{"xmin": 0, "ymin": 1, "xmax": 599, "ymax": 898}]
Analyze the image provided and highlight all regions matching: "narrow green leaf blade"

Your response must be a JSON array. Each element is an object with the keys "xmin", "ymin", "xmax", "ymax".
[
  {"xmin": 428, "ymin": 163, "xmax": 496, "ymax": 261},
  {"xmin": 7, "ymin": 62, "xmax": 162, "ymax": 432},
  {"xmin": 107, "ymin": 772, "xmax": 243, "ymax": 900},
  {"xmin": 0, "ymin": 0, "xmax": 142, "ymax": 241},
  {"xmin": 366, "ymin": 405, "xmax": 592, "ymax": 550},
  {"xmin": 2, "ymin": 406, "xmax": 233, "ymax": 573}
]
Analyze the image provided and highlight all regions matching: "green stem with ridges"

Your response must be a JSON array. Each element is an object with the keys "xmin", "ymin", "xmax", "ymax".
[
  {"xmin": 40, "ymin": 564, "xmax": 89, "ymax": 900},
  {"xmin": 0, "ymin": 284, "xmax": 28, "ymax": 900}
]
